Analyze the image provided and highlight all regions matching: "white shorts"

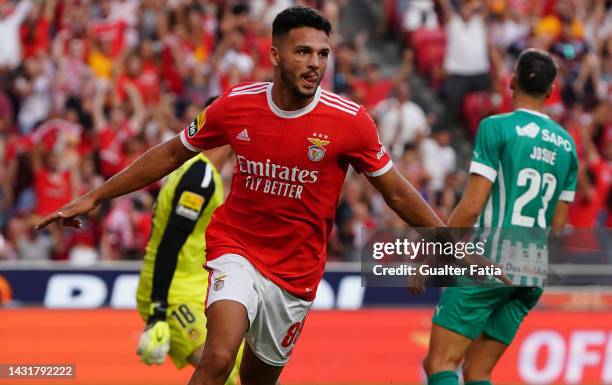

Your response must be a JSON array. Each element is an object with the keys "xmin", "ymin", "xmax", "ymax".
[{"xmin": 205, "ymin": 254, "xmax": 313, "ymax": 366}]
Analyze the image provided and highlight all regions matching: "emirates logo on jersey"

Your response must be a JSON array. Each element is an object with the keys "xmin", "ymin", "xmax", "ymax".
[
  {"xmin": 237, "ymin": 154, "xmax": 319, "ymax": 200},
  {"xmin": 307, "ymin": 133, "xmax": 330, "ymax": 162}
]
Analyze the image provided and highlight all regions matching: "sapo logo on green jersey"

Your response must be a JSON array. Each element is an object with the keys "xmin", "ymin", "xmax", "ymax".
[
  {"xmin": 516, "ymin": 122, "xmax": 572, "ymax": 151},
  {"xmin": 541, "ymin": 129, "xmax": 572, "ymax": 151},
  {"xmin": 516, "ymin": 122, "xmax": 541, "ymax": 138}
]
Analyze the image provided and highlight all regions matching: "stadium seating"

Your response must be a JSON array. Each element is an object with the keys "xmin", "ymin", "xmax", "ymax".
[
  {"xmin": 411, "ymin": 28, "xmax": 446, "ymax": 82},
  {"xmin": 462, "ymin": 91, "xmax": 497, "ymax": 139}
]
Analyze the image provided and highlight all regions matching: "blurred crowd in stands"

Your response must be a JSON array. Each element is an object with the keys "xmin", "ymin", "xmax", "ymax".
[{"xmin": 0, "ymin": 0, "xmax": 609, "ymax": 262}]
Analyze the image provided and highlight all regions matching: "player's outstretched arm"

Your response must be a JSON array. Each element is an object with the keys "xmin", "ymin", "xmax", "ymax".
[
  {"xmin": 36, "ymin": 136, "xmax": 196, "ymax": 230},
  {"xmin": 368, "ymin": 167, "xmax": 446, "ymax": 294},
  {"xmin": 551, "ymin": 201, "xmax": 569, "ymax": 232},
  {"xmin": 370, "ymin": 168, "xmax": 511, "ymax": 288},
  {"xmin": 446, "ymin": 173, "xmax": 512, "ymax": 285},
  {"xmin": 367, "ymin": 166, "xmax": 445, "ymax": 228},
  {"xmin": 447, "ymin": 174, "xmax": 493, "ymax": 227}
]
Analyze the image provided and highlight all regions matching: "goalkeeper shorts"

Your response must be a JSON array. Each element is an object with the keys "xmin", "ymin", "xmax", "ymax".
[
  {"xmin": 136, "ymin": 300, "xmax": 206, "ymax": 368},
  {"xmin": 205, "ymin": 253, "xmax": 313, "ymax": 366}
]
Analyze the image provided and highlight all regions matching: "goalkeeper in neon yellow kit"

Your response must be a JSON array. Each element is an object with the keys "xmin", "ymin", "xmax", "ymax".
[{"xmin": 135, "ymin": 98, "xmax": 239, "ymax": 383}]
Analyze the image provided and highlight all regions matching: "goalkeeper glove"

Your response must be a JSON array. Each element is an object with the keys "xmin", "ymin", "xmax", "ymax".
[{"xmin": 137, "ymin": 320, "xmax": 171, "ymax": 365}]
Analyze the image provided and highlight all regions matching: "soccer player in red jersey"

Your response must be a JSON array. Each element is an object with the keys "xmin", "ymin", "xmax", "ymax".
[{"xmin": 37, "ymin": 6, "xmax": 451, "ymax": 385}]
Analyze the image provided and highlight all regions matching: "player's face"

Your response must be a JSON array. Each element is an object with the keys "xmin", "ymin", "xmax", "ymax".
[{"xmin": 273, "ymin": 27, "xmax": 330, "ymax": 98}]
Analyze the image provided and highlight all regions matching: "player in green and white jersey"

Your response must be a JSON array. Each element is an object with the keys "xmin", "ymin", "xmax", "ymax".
[{"xmin": 422, "ymin": 49, "xmax": 578, "ymax": 385}]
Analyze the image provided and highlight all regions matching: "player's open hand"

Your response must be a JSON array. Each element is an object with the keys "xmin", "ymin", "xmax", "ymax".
[
  {"xmin": 35, "ymin": 195, "xmax": 99, "ymax": 230},
  {"xmin": 137, "ymin": 321, "xmax": 171, "ymax": 365}
]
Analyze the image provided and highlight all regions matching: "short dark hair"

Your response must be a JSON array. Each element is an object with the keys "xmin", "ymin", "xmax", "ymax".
[
  {"xmin": 516, "ymin": 49, "xmax": 557, "ymax": 96},
  {"xmin": 272, "ymin": 6, "xmax": 332, "ymax": 40}
]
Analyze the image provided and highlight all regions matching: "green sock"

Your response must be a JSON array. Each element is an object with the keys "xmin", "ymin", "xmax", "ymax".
[
  {"xmin": 465, "ymin": 381, "xmax": 492, "ymax": 385},
  {"xmin": 428, "ymin": 371, "xmax": 459, "ymax": 385}
]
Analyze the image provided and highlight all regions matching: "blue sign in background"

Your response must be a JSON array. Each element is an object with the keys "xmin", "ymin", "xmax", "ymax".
[{"xmin": 0, "ymin": 267, "xmax": 440, "ymax": 308}]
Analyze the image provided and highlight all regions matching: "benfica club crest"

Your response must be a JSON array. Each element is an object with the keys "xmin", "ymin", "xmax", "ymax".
[
  {"xmin": 214, "ymin": 280, "xmax": 224, "ymax": 291},
  {"xmin": 213, "ymin": 274, "xmax": 227, "ymax": 291},
  {"xmin": 307, "ymin": 134, "xmax": 331, "ymax": 162}
]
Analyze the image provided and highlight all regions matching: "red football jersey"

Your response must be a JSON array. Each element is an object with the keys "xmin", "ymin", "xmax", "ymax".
[
  {"xmin": 35, "ymin": 169, "xmax": 73, "ymax": 217},
  {"xmin": 180, "ymin": 82, "xmax": 392, "ymax": 300}
]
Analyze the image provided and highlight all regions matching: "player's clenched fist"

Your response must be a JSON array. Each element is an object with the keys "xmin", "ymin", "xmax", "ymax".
[{"xmin": 137, "ymin": 321, "xmax": 171, "ymax": 365}]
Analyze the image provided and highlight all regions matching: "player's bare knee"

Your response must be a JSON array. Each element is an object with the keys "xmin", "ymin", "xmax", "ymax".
[
  {"xmin": 423, "ymin": 352, "xmax": 462, "ymax": 375},
  {"xmin": 200, "ymin": 348, "xmax": 235, "ymax": 378},
  {"xmin": 423, "ymin": 354, "xmax": 437, "ymax": 375}
]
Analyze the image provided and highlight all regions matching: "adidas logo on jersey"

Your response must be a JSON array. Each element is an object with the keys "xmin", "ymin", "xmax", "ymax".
[
  {"xmin": 516, "ymin": 122, "xmax": 540, "ymax": 138},
  {"xmin": 236, "ymin": 129, "xmax": 251, "ymax": 142}
]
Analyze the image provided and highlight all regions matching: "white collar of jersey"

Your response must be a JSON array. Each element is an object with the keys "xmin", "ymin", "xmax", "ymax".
[
  {"xmin": 516, "ymin": 108, "xmax": 550, "ymax": 119},
  {"xmin": 266, "ymin": 82, "xmax": 321, "ymax": 118}
]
